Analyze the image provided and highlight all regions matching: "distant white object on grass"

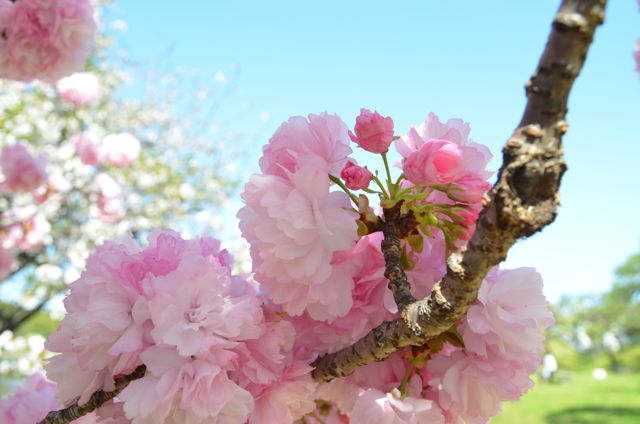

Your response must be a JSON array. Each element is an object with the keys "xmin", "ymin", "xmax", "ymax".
[
  {"xmin": 592, "ymin": 368, "xmax": 608, "ymax": 380},
  {"xmin": 541, "ymin": 353, "xmax": 558, "ymax": 381}
]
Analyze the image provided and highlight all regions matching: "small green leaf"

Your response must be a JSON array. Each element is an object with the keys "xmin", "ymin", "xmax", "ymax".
[
  {"xmin": 400, "ymin": 247, "xmax": 416, "ymax": 271},
  {"xmin": 407, "ymin": 233, "xmax": 424, "ymax": 253},
  {"xmin": 356, "ymin": 220, "xmax": 369, "ymax": 237},
  {"xmin": 443, "ymin": 327, "xmax": 466, "ymax": 349}
]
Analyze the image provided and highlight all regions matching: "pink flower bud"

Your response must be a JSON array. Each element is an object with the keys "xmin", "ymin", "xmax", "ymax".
[
  {"xmin": 348, "ymin": 108, "xmax": 394, "ymax": 153},
  {"xmin": 402, "ymin": 138, "xmax": 463, "ymax": 186},
  {"xmin": 340, "ymin": 161, "xmax": 373, "ymax": 190}
]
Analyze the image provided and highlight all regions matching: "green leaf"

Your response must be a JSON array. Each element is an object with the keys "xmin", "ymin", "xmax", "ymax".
[
  {"xmin": 400, "ymin": 247, "xmax": 416, "ymax": 271},
  {"xmin": 356, "ymin": 220, "xmax": 369, "ymax": 237},
  {"xmin": 407, "ymin": 234, "xmax": 424, "ymax": 253},
  {"xmin": 443, "ymin": 327, "xmax": 466, "ymax": 349}
]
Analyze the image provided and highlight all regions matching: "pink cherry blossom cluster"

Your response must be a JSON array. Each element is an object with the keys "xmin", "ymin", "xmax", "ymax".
[
  {"xmin": 306, "ymin": 267, "xmax": 553, "ymax": 424},
  {"xmin": 29, "ymin": 109, "xmax": 555, "ymax": 423},
  {"xmin": 44, "ymin": 231, "xmax": 316, "ymax": 423},
  {"xmin": 73, "ymin": 132, "xmax": 141, "ymax": 168},
  {"xmin": 235, "ymin": 109, "xmax": 551, "ymax": 422},
  {"xmin": 0, "ymin": 142, "xmax": 47, "ymax": 193},
  {"xmin": 239, "ymin": 110, "xmax": 490, "ymax": 324},
  {"xmin": 0, "ymin": 143, "xmax": 50, "ymax": 278},
  {"xmin": 396, "ymin": 112, "xmax": 493, "ymax": 243},
  {"xmin": 71, "ymin": 131, "xmax": 141, "ymax": 223},
  {"xmin": 0, "ymin": 0, "xmax": 96, "ymax": 82},
  {"xmin": 0, "ymin": 373, "xmax": 123, "ymax": 423},
  {"xmin": 239, "ymin": 113, "xmax": 358, "ymax": 321}
]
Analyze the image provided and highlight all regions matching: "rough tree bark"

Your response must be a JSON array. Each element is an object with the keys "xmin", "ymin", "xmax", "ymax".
[
  {"xmin": 312, "ymin": 0, "xmax": 607, "ymax": 381},
  {"xmin": 38, "ymin": 0, "xmax": 608, "ymax": 422},
  {"xmin": 38, "ymin": 366, "xmax": 146, "ymax": 424}
]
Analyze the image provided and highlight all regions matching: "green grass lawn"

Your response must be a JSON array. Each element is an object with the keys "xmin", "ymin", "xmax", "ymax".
[{"xmin": 492, "ymin": 372, "xmax": 640, "ymax": 424}]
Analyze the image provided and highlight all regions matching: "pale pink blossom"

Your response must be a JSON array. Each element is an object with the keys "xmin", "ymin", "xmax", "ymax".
[
  {"xmin": 120, "ymin": 346, "xmax": 255, "ymax": 424},
  {"xmin": 124, "ymin": 273, "xmax": 305, "ymax": 424},
  {"xmin": 259, "ymin": 113, "xmax": 352, "ymax": 178},
  {"xmin": 146, "ymin": 254, "xmax": 263, "ymax": 357},
  {"xmin": 299, "ymin": 404, "xmax": 349, "ymax": 424},
  {"xmin": 72, "ymin": 132, "xmax": 101, "ymax": 165},
  {"xmin": 0, "ymin": 373, "xmax": 129, "ymax": 423},
  {"xmin": 397, "ymin": 113, "xmax": 492, "ymax": 178},
  {"xmin": 0, "ymin": 373, "xmax": 59, "ymax": 424},
  {"xmin": 233, "ymin": 317, "xmax": 297, "ymax": 390},
  {"xmin": 348, "ymin": 108, "xmax": 394, "ymax": 153},
  {"xmin": 238, "ymin": 166, "xmax": 358, "ymax": 320},
  {"xmin": 340, "ymin": 160, "xmax": 373, "ymax": 190},
  {"xmin": 0, "ymin": 206, "xmax": 50, "ymax": 250},
  {"xmin": 315, "ymin": 351, "xmax": 410, "ymax": 416},
  {"xmin": 405, "ymin": 231, "xmax": 447, "ymax": 299},
  {"xmin": 18, "ymin": 213, "xmax": 51, "ymax": 251},
  {"xmin": 47, "ymin": 230, "xmax": 319, "ymax": 423},
  {"xmin": 248, "ymin": 362, "xmax": 317, "ymax": 424},
  {"xmin": 101, "ymin": 133, "xmax": 141, "ymax": 167},
  {"xmin": 402, "ymin": 136, "xmax": 464, "ymax": 186},
  {"xmin": 56, "ymin": 72, "xmax": 100, "ymax": 106},
  {"xmin": 289, "ymin": 232, "xmax": 446, "ymax": 356},
  {"xmin": 350, "ymin": 388, "xmax": 445, "ymax": 424},
  {"xmin": 0, "ymin": 246, "xmax": 13, "ymax": 279},
  {"xmin": 0, "ymin": 373, "xmax": 127, "ymax": 423},
  {"xmin": 92, "ymin": 173, "xmax": 124, "ymax": 223},
  {"xmin": 448, "ymin": 173, "xmax": 492, "ymax": 204},
  {"xmin": 45, "ymin": 231, "xmax": 201, "ymax": 405},
  {"xmin": 0, "ymin": 0, "xmax": 96, "ymax": 82},
  {"xmin": 426, "ymin": 350, "xmax": 533, "ymax": 424},
  {"xmin": 460, "ymin": 267, "xmax": 554, "ymax": 370},
  {"xmin": 0, "ymin": 142, "xmax": 47, "ymax": 192},
  {"xmin": 290, "ymin": 233, "xmax": 395, "ymax": 355}
]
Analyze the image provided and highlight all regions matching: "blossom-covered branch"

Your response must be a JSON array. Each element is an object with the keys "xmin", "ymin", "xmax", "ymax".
[
  {"xmin": 37, "ymin": 365, "xmax": 145, "ymax": 424},
  {"xmin": 312, "ymin": 0, "xmax": 607, "ymax": 382}
]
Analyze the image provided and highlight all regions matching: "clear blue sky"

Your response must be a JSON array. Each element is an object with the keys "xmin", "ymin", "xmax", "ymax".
[{"xmin": 106, "ymin": 1, "xmax": 640, "ymax": 301}]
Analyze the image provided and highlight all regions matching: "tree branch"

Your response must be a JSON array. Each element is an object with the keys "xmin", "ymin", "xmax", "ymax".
[
  {"xmin": 312, "ymin": 0, "xmax": 607, "ymax": 382},
  {"xmin": 38, "ymin": 365, "xmax": 146, "ymax": 424},
  {"xmin": 0, "ymin": 293, "xmax": 51, "ymax": 334},
  {"xmin": 381, "ymin": 202, "xmax": 417, "ymax": 311}
]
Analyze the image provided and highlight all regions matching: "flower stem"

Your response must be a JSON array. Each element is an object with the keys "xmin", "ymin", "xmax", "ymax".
[
  {"xmin": 397, "ymin": 365, "xmax": 416, "ymax": 397},
  {"xmin": 394, "ymin": 173, "xmax": 404, "ymax": 187},
  {"xmin": 371, "ymin": 174, "xmax": 389, "ymax": 198},
  {"xmin": 381, "ymin": 152, "xmax": 394, "ymax": 197},
  {"xmin": 329, "ymin": 174, "xmax": 359, "ymax": 205}
]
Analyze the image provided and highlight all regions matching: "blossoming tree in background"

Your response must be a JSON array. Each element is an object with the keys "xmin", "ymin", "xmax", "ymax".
[
  {"xmin": 0, "ymin": 0, "xmax": 623, "ymax": 423},
  {"xmin": 0, "ymin": 0, "xmax": 250, "ymax": 381}
]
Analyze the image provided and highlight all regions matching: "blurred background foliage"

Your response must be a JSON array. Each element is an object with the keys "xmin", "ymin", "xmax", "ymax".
[{"xmin": 0, "ymin": 0, "xmax": 258, "ymax": 390}]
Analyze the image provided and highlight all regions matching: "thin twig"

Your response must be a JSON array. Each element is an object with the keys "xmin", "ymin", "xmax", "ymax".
[{"xmin": 38, "ymin": 365, "xmax": 146, "ymax": 424}]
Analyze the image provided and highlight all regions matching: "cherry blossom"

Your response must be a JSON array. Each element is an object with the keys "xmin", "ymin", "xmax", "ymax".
[
  {"xmin": 56, "ymin": 72, "xmax": 101, "ymax": 106},
  {"xmin": 0, "ymin": 0, "xmax": 96, "ymax": 81},
  {"xmin": 259, "ymin": 113, "xmax": 352, "ymax": 178},
  {"xmin": 0, "ymin": 142, "xmax": 47, "ymax": 193},
  {"xmin": 348, "ymin": 108, "xmax": 394, "ymax": 153},
  {"xmin": 238, "ymin": 166, "xmax": 358, "ymax": 321}
]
